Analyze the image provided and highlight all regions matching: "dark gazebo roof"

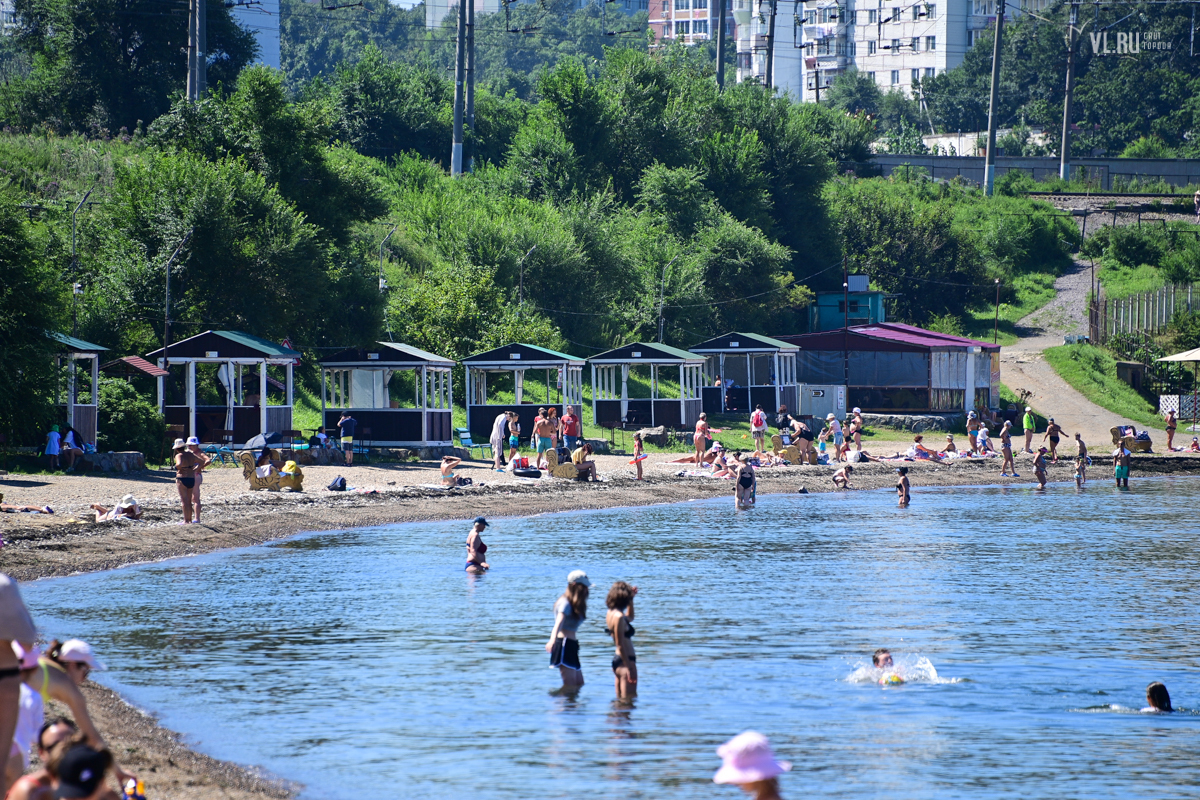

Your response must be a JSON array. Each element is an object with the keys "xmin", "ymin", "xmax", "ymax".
[
  {"xmin": 588, "ymin": 342, "xmax": 703, "ymax": 364},
  {"xmin": 145, "ymin": 330, "xmax": 300, "ymax": 360},
  {"xmin": 464, "ymin": 343, "xmax": 585, "ymax": 368},
  {"xmin": 319, "ymin": 342, "xmax": 454, "ymax": 367},
  {"xmin": 689, "ymin": 332, "xmax": 799, "ymax": 354}
]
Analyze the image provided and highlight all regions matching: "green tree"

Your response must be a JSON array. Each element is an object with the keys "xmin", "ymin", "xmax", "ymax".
[
  {"xmin": 1, "ymin": 0, "xmax": 257, "ymax": 133},
  {"xmin": 0, "ymin": 196, "xmax": 66, "ymax": 440},
  {"xmin": 97, "ymin": 378, "xmax": 165, "ymax": 456},
  {"xmin": 824, "ymin": 67, "xmax": 882, "ymax": 115},
  {"xmin": 1120, "ymin": 135, "xmax": 1176, "ymax": 159}
]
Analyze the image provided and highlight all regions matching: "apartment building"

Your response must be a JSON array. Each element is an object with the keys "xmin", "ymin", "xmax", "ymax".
[
  {"xmin": 648, "ymin": 0, "xmax": 724, "ymax": 46},
  {"xmin": 1, "ymin": 0, "xmax": 15, "ymax": 29},
  {"xmin": 738, "ymin": 0, "xmax": 1038, "ymax": 102}
]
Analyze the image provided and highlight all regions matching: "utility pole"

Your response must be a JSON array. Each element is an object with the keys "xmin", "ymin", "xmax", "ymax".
[
  {"xmin": 70, "ymin": 187, "xmax": 93, "ymax": 339},
  {"xmin": 842, "ymin": 256, "xmax": 849, "ymax": 390},
  {"xmin": 657, "ymin": 255, "xmax": 680, "ymax": 344},
  {"xmin": 187, "ymin": 0, "xmax": 206, "ymax": 100},
  {"xmin": 162, "ymin": 231, "xmax": 193, "ymax": 400},
  {"xmin": 451, "ymin": 0, "xmax": 468, "ymax": 175},
  {"xmin": 466, "ymin": 0, "xmax": 476, "ymax": 172},
  {"xmin": 983, "ymin": 0, "xmax": 1006, "ymax": 196},
  {"xmin": 716, "ymin": 0, "xmax": 727, "ymax": 89},
  {"xmin": 517, "ymin": 244, "xmax": 537, "ymax": 320},
  {"xmin": 993, "ymin": 278, "xmax": 1001, "ymax": 344},
  {"xmin": 1059, "ymin": 0, "xmax": 1080, "ymax": 181},
  {"xmin": 765, "ymin": 0, "xmax": 778, "ymax": 91}
]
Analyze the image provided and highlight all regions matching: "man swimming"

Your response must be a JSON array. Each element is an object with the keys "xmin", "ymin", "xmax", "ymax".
[{"xmin": 872, "ymin": 648, "xmax": 903, "ymax": 685}]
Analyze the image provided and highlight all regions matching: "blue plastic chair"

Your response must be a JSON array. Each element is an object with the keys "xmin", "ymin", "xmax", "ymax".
[{"xmin": 455, "ymin": 428, "xmax": 492, "ymax": 459}]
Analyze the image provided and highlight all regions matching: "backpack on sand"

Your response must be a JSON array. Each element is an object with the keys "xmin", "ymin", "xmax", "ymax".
[{"xmin": 327, "ymin": 475, "xmax": 347, "ymax": 491}]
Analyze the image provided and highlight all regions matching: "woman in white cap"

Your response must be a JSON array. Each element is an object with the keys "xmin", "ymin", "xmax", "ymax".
[
  {"xmin": 171, "ymin": 439, "xmax": 202, "ymax": 524},
  {"xmin": 15, "ymin": 639, "xmax": 135, "ymax": 788},
  {"xmin": 545, "ymin": 570, "xmax": 590, "ymax": 689},
  {"xmin": 185, "ymin": 437, "xmax": 213, "ymax": 523},
  {"xmin": 713, "ymin": 730, "xmax": 791, "ymax": 799},
  {"xmin": 825, "ymin": 413, "xmax": 844, "ymax": 462},
  {"xmin": 966, "ymin": 411, "xmax": 980, "ymax": 454},
  {"xmin": 88, "ymin": 495, "xmax": 142, "ymax": 523},
  {"xmin": 850, "ymin": 407, "xmax": 864, "ymax": 451}
]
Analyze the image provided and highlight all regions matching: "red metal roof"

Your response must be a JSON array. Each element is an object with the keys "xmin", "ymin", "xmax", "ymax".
[
  {"xmin": 852, "ymin": 323, "xmax": 1001, "ymax": 351},
  {"xmin": 101, "ymin": 355, "xmax": 170, "ymax": 377}
]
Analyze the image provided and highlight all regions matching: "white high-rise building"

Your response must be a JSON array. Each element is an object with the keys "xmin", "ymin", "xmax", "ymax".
[
  {"xmin": 1, "ymin": 0, "xmax": 16, "ymax": 29},
  {"xmin": 739, "ymin": 0, "xmax": 1030, "ymax": 101},
  {"xmin": 426, "ymin": 0, "xmax": 505, "ymax": 30}
]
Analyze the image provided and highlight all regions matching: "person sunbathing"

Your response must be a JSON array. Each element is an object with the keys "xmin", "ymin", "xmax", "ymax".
[
  {"xmin": 710, "ymin": 450, "xmax": 735, "ymax": 478},
  {"xmin": 0, "ymin": 502, "xmax": 53, "ymax": 514},
  {"xmin": 89, "ymin": 495, "xmax": 142, "ymax": 522},
  {"xmin": 909, "ymin": 435, "xmax": 940, "ymax": 460}
]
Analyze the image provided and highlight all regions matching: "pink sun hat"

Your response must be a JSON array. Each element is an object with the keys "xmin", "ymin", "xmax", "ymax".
[{"xmin": 713, "ymin": 731, "xmax": 792, "ymax": 784}]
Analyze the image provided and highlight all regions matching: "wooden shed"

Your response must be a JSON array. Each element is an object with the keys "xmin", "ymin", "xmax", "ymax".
[
  {"xmin": 49, "ymin": 332, "xmax": 107, "ymax": 445},
  {"xmin": 588, "ymin": 342, "xmax": 705, "ymax": 428}
]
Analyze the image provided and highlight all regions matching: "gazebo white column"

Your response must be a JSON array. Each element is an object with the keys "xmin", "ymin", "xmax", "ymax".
[
  {"xmin": 259, "ymin": 361, "xmax": 268, "ymax": 435},
  {"xmin": 187, "ymin": 360, "xmax": 197, "ymax": 437},
  {"xmin": 620, "ymin": 365, "xmax": 629, "ymax": 423}
]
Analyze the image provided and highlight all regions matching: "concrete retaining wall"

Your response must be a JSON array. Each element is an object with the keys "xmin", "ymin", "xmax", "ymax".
[{"xmin": 862, "ymin": 155, "xmax": 1200, "ymax": 191}]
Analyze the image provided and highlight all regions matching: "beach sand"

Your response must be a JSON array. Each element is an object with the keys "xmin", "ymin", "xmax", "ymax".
[{"xmin": 5, "ymin": 450, "xmax": 1200, "ymax": 797}]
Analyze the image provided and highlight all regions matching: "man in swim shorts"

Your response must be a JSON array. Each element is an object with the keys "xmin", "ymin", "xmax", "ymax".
[
  {"xmin": 533, "ymin": 409, "xmax": 556, "ymax": 470},
  {"xmin": 1113, "ymin": 445, "xmax": 1132, "ymax": 488}
]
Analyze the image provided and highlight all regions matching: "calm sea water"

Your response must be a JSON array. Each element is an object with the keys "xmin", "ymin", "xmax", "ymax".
[{"xmin": 21, "ymin": 478, "xmax": 1200, "ymax": 799}]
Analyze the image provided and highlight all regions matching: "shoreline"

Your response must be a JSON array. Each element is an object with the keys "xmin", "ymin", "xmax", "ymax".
[{"xmin": 7, "ymin": 453, "xmax": 1200, "ymax": 798}]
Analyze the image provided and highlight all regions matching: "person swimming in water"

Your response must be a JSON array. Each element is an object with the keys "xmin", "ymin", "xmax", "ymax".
[
  {"xmin": 1143, "ymin": 681, "xmax": 1172, "ymax": 712},
  {"xmin": 872, "ymin": 648, "xmax": 903, "ymax": 684}
]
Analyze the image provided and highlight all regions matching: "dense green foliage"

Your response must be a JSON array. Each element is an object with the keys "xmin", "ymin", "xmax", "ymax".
[
  {"xmin": 97, "ymin": 378, "xmax": 165, "ymax": 456},
  {"xmin": 1081, "ymin": 222, "xmax": 1200, "ymax": 297},
  {"xmin": 1044, "ymin": 344, "xmax": 1164, "ymax": 429},
  {"xmin": 0, "ymin": 0, "xmax": 257, "ymax": 134},
  {"xmin": 921, "ymin": 1, "xmax": 1200, "ymax": 156},
  {"xmin": 824, "ymin": 175, "xmax": 1079, "ymax": 328}
]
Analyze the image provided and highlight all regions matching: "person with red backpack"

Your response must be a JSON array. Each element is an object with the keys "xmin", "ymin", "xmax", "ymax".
[{"xmin": 750, "ymin": 405, "xmax": 768, "ymax": 454}]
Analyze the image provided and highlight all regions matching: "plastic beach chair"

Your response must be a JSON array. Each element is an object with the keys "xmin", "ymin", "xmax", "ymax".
[{"xmin": 455, "ymin": 428, "xmax": 492, "ymax": 460}]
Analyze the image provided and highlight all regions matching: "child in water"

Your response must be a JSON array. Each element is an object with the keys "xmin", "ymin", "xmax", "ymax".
[{"xmin": 873, "ymin": 648, "xmax": 904, "ymax": 685}]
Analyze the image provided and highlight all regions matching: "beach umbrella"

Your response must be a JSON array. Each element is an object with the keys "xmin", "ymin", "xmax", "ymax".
[
  {"xmin": 1155, "ymin": 348, "xmax": 1200, "ymax": 433},
  {"xmin": 244, "ymin": 432, "xmax": 283, "ymax": 452}
]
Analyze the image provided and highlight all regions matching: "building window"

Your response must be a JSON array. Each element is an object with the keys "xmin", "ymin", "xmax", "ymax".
[
  {"xmin": 912, "ymin": 4, "xmax": 920, "ymax": 19},
  {"xmin": 967, "ymin": 29, "xmax": 977, "ymax": 46},
  {"xmin": 891, "ymin": 69, "xmax": 900, "ymax": 84},
  {"xmin": 891, "ymin": 38, "xmax": 900, "ymax": 52},
  {"xmin": 867, "ymin": 8, "xmax": 877, "ymax": 22},
  {"xmin": 694, "ymin": 0, "xmax": 707, "ymax": 8},
  {"xmin": 924, "ymin": 67, "xmax": 934, "ymax": 77},
  {"xmin": 892, "ymin": 6, "xmax": 900, "ymax": 22},
  {"xmin": 848, "ymin": 40, "xmax": 856, "ymax": 56},
  {"xmin": 804, "ymin": 9, "xmax": 816, "ymax": 23},
  {"xmin": 675, "ymin": 0, "xmax": 688, "ymax": 10},
  {"xmin": 926, "ymin": 35, "xmax": 936, "ymax": 50},
  {"xmin": 675, "ymin": 19, "xmax": 690, "ymax": 33},
  {"xmin": 911, "ymin": 68, "xmax": 920, "ymax": 83},
  {"xmin": 693, "ymin": 18, "xmax": 708, "ymax": 33},
  {"xmin": 819, "ymin": 7, "xmax": 836, "ymax": 22},
  {"xmin": 818, "ymin": 38, "xmax": 835, "ymax": 55},
  {"xmin": 911, "ymin": 36, "xmax": 919, "ymax": 51},
  {"xmin": 664, "ymin": 23, "xmax": 671, "ymax": 36},
  {"xmin": 973, "ymin": 0, "xmax": 994, "ymax": 15},
  {"xmin": 867, "ymin": 71, "xmax": 876, "ymax": 83},
  {"xmin": 926, "ymin": 3, "xmax": 936, "ymax": 18},
  {"xmin": 868, "ymin": 40, "xmax": 877, "ymax": 54}
]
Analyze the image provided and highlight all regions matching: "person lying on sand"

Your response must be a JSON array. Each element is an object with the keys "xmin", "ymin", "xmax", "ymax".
[
  {"xmin": 0, "ymin": 503, "xmax": 53, "ymax": 514},
  {"xmin": 89, "ymin": 495, "xmax": 142, "ymax": 522},
  {"xmin": 666, "ymin": 444, "xmax": 721, "ymax": 465}
]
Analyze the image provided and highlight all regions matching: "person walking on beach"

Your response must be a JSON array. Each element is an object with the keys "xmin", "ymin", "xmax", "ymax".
[
  {"xmin": 172, "ymin": 439, "xmax": 202, "ymax": 523},
  {"xmin": 561, "ymin": 406, "xmax": 581, "ymax": 452},
  {"xmin": 338, "ymin": 412, "xmax": 357, "ymax": 466},
  {"xmin": 1114, "ymin": 444, "xmax": 1132, "ymax": 488},
  {"xmin": 734, "ymin": 452, "xmax": 756, "ymax": 508},
  {"xmin": 465, "ymin": 517, "xmax": 489, "ymax": 573},
  {"xmin": 896, "ymin": 467, "xmax": 911, "ymax": 507},
  {"xmin": 999, "ymin": 421, "xmax": 1019, "ymax": 477},
  {"xmin": 490, "ymin": 411, "xmax": 509, "ymax": 470},
  {"xmin": 966, "ymin": 411, "xmax": 980, "ymax": 455},
  {"xmin": 1042, "ymin": 418, "xmax": 1064, "ymax": 462},
  {"xmin": 713, "ymin": 730, "xmax": 791, "ymax": 800},
  {"xmin": 534, "ymin": 409, "xmax": 556, "ymax": 471},
  {"xmin": 1022, "ymin": 406, "xmax": 1036, "ymax": 453},
  {"xmin": 507, "ymin": 413, "xmax": 522, "ymax": 469},
  {"xmin": 547, "ymin": 571, "xmax": 590, "ymax": 689},
  {"xmin": 1033, "ymin": 447, "xmax": 1049, "ymax": 488},
  {"xmin": 1164, "ymin": 408, "xmax": 1178, "ymax": 451},
  {"xmin": 605, "ymin": 581, "xmax": 638, "ymax": 700},
  {"xmin": 826, "ymin": 414, "xmax": 844, "ymax": 462},
  {"xmin": 851, "ymin": 407, "xmax": 864, "ymax": 451},
  {"xmin": 1075, "ymin": 433, "xmax": 1089, "ymax": 484},
  {"xmin": 750, "ymin": 405, "xmax": 768, "ymax": 454},
  {"xmin": 185, "ymin": 437, "xmax": 213, "ymax": 524}
]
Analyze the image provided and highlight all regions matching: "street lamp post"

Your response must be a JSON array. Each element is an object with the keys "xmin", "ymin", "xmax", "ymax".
[{"xmin": 993, "ymin": 278, "xmax": 1001, "ymax": 344}]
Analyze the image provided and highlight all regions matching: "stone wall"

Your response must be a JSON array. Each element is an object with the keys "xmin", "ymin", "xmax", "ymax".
[
  {"xmin": 79, "ymin": 451, "xmax": 146, "ymax": 473},
  {"xmin": 861, "ymin": 413, "xmax": 965, "ymax": 433}
]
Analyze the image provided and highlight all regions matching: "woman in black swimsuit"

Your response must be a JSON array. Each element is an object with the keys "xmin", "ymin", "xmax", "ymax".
[
  {"xmin": 605, "ymin": 581, "xmax": 638, "ymax": 700},
  {"xmin": 1042, "ymin": 418, "xmax": 1063, "ymax": 462},
  {"xmin": 896, "ymin": 466, "xmax": 910, "ymax": 507},
  {"xmin": 734, "ymin": 452, "xmax": 756, "ymax": 508},
  {"xmin": 465, "ymin": 517, "xmax": 489, "ymax": 573}
]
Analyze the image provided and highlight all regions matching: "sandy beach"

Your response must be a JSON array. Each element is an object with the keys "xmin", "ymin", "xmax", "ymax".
[{"xmin": 5, "ymin": 450, "xmax": 1200, "ymax": 797}]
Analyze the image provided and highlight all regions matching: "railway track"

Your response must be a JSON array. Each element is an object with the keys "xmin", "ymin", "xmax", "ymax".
[{"xmin": 1027, "ymin": 191, "xmax": 1194, "ymax": 209}]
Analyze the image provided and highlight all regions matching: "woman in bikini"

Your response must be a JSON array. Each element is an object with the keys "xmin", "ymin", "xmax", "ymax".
[
  {"xmin": 547, "ymin": 407, "xmax": 560, "ymax": 450},
  {"xmin": 465, "ymin": 517, "xmax": 489, "ymax": 573},
  {"xmin": 546, "ymin": 571, "xmax": 591, "ymax": 689},
  {"xmin": 440, "ymin": 455, "xmax": 463, "ymax": 487},
  {"xmin": 605, "ymin": 581, "xmax": 638, "ymax": 700},
  {"xmin": 1164, "ymin": 408, "xmax": 1178, "ymax": 451},
  {"xmin": 1042, "ymin": 418, "xmax": 1064, "ymax": 462},
  {"xmin": 999, "ymin": 421, "xmax": 1018, "ymax": 477},
  {"xmin": 172, "ymin": 439, "xmax": 201, "ymax": 524},
  {"xmin": 694, "ymin": 413, "xmax": 721, "ymax": 464},
  {"xmin": 896, "ymin": 466, "xmax": 911, "ymax": 507}
]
